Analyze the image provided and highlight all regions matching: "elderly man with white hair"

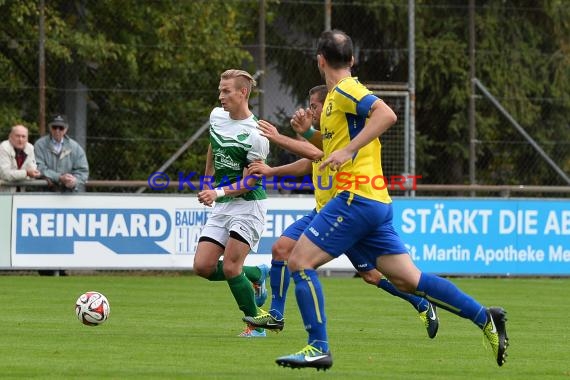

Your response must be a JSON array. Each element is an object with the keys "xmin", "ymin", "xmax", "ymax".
[{"xmin": 0, "ymin": 124, "xmax": 41, "ymax": 192}]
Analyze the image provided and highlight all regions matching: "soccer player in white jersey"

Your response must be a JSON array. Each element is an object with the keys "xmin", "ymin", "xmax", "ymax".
[{"xmin": 193, "ymin": 69, "xmax": 270, "ymax": 337}]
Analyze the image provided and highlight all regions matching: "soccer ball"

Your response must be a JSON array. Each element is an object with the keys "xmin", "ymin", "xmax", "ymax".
[{"xmin": 75, "ymin": 291, "xmax": 110, "ymax": 326}]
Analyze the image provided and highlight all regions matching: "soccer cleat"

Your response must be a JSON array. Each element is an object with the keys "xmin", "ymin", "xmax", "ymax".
[
  {"xmin": 276, "ymin": 344, "xmax": 332, "ymax": 371},
  {"xmin": 483, "ymin": 307, "xmax": 509, "ymax": 366},
  {"xmin": 253, "ymin": 264, "xmax": 269, "ymax": 307},
  {"xmin": 238, "ymin": 325, "xmax": 266, "ymax": 338},
  {"xmin": 418, "ymin": 302, "xmax": 439, "ymax": 339},
  {"xmin": 242, "ymin": 310, "xmax": 285, "ymax": 331}
]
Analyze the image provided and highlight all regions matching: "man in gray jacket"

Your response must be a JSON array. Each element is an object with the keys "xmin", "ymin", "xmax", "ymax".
[{"xmin": 35, "ymin": 114, "xmax": 89, "ymax": 192}]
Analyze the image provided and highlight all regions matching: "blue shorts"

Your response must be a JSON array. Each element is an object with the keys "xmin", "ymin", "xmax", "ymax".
[
  {"xmin": 304, "ymin": 192, "xmax": 408, "ymax": 268},
  {"xmin": 282, "ymin": 209, "xmax": 318, "ymax": 241},
  {"xmin": 282, "ymin": 207, "xmax": 376, "ymax": 272}
]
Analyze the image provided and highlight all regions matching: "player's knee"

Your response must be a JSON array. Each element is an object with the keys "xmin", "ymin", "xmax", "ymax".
[
  {"xmin": 287, "ymin": 255, "xmax": 303, "ymax": 272},
  {"xmin": 272, "ymin": 240, "xmax": 291, "ymax": 261},
  {"xmin": 287, "ymin": 254, "xmax": 317, "ymax": 273},
  {"xmin": 193, "ymin": 261, "xmax": 212, "ymax": 278},
  {"xmin": 221, "ymin": 260, "xmax": 242, "ymax": 279},
  {"xmin": 358, "ymin": 270, "xmax": 382, "ymax": 286},
  {"xmin": 359, "ymin": 273, "xmax": 377, "ymax": 285}
]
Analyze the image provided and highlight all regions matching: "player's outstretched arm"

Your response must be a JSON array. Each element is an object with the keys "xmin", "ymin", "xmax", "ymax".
[
  {"xmin": 248, "ymin": 158, "xmax": 312, "ymax": 178},
  {"xmin": 204, "ymin": 144, "xmax": 214, "ymax": 177},
  {"xmin": 257, "ymin": 120, "xmax": 323, "ymax": 161},
  {"xmin": 291, "ymin": 108, "xmax": 322, "ymax": 149}
]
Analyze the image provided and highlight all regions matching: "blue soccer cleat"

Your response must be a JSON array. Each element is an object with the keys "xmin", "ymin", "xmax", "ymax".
[
  {"xmin": 253, "ymin": 264, "xmax": 269, "ymax": 307},
  {"xmin": 276, "ymin": 344, "xmax": 332, "ymax": 371},
  {"xmin": 238, "ymin": 325, "xmax": 266, "ymax": 338}
]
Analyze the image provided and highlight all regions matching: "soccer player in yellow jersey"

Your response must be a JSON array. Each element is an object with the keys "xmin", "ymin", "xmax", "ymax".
[
  {"xmin": 244, "ymin": 85, "xmax": 439, "ymax": 340},
  {"xmin": 275, "ymin": 30, "xmax": 508, "ymax": 371}
]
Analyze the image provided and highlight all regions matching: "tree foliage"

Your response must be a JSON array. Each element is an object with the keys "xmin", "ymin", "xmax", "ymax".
[
  {"xmin": 0, "ymin": 0, "xmax": 258, "ymax": 182},
  {"xmin": 472, "ymin": 0, "xmax": 570, "ymax": 185},
  {"xmin": 1, "ymin": 0, "xmax": 568, "ymax": 187},
  {"xmin": 265, "ymin": 0, "xmax": 570, "ymax": 186}
]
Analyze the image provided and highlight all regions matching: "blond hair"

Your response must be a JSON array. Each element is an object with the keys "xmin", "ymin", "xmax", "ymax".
[{"xmin": 220, "ymin": 69, "xmax": 256, "ymax": 99}]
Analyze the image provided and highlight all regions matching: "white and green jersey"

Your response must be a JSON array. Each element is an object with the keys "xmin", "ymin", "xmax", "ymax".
[{"xmin": 209, "ymin": 107, "xmax": 269, "ymax": 202}]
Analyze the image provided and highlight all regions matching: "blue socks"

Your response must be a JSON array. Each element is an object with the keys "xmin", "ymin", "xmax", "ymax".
[
  {"xmin": 292, "ymin": 269, "xmax": 328, "ymax": 352},
  {"xmin": 377, "ymin": 277, "xmax": 429, "ymax": 312},
  {"xmin": 269, "ymin": 260, "xmax": 289, "ymax": 320},
  {"xmin": 416, "ymin": 272, "xmax": 487, "ymax": 327}
]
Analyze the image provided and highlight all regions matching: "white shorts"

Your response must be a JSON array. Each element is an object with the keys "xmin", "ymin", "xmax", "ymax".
[{"xmin": 199, "ymin": 198, "xmax": 267, "ymax": 252}]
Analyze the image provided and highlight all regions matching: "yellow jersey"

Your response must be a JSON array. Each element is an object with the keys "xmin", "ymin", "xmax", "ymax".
[
  {"xmin": 312, "ymin": 158, "xmax": 335, "ymax": 211},
  {"xmin": 318, "ymin": 77, "xmax": 392, "ymax": 204}
]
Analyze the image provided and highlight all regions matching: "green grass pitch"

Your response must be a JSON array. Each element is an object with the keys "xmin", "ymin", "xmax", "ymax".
[{"xmin": 0, "ymin": 274, "xmax": 568, "ymax": 379}]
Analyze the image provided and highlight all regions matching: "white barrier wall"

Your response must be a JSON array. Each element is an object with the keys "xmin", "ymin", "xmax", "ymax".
[
  {"xmin": 3, "ymin": 193, "xmax": 570, "ymax": 275},
  {"xmin": 0, "ymin": 195, "xmax": 12, "ymax": 267}
]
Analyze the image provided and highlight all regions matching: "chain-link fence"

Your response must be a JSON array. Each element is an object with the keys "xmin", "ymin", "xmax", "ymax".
[{"xmin": 1, "ymin": 0, "xmax": 568, "ymax": 194}]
